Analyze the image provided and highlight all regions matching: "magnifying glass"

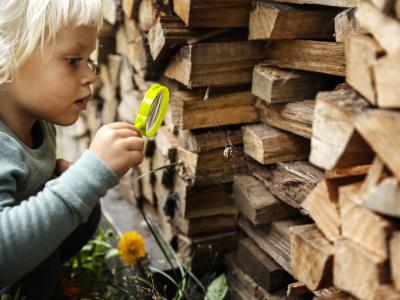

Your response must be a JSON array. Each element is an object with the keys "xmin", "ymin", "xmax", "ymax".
[{"xmin": 134, "ymin": 84, "xmax": 169, "ymax": 137}]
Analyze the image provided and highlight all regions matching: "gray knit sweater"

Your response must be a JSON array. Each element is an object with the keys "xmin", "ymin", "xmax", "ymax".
[{"xmin": 0, "ymin": 120, "xmax": 118, "ymax": 286}]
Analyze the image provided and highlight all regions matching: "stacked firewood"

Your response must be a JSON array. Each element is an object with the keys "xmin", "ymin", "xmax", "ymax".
[{"xmin": 65, "ymin": 0, "xmax": 400, "ymax": 298}]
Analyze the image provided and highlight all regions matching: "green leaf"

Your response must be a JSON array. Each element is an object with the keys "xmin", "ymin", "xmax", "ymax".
[
  {"xmin": 204, "ymin": 274, "xmax": 228, "ymax": 300},
  {"xmin": 105, "ymin": 248, "xmax": 120, "ymax": 260}
]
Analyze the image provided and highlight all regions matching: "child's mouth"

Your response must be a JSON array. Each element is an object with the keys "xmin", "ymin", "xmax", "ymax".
[
  {"xmin": 75, "ymin": 99, "xmax": 88, "ymax": 110},
  {"xmin": 75, "ymin": 95, "xmax": 91, "ymax": 110}
]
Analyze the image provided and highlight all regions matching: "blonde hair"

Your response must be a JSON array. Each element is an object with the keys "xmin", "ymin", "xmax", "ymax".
[{"xmin": 0, "ymin": 0, "xmax": 103, "ymax": 85}]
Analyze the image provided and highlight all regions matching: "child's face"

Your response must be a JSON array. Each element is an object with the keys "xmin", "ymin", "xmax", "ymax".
[{"xmin": 7, "ymin": 24, "xmax": 98, "ymax": 126}]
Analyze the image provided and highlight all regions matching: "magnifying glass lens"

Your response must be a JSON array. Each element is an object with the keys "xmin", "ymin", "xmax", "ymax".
[{"xmin": 146, "ymin": 91, "xmax": 163, "ymax": 132}]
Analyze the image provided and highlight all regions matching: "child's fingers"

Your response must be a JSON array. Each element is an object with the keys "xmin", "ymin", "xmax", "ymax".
[
  {"xmin": 108, "ymin": 122, "xmax": 136, "ymax": 130},
  {"xmin": 115, "ymin": 128, "xmax": 140, "ymax": 138},
  {"xmin": 122, "ymin": 137, "xmax": 144, "ymax": 151}
]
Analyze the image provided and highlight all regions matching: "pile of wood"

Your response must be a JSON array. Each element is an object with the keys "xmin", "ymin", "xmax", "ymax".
[{"xmin": 65, "ymin": 0, "xmax": 400, "ymax": 298}]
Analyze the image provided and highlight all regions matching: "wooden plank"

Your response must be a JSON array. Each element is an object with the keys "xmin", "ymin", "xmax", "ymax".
[
  {"xmin": 251, "ymin": 160, "xmax": 324, "ymax": 209},
  {"xmin": 333, "ymin": 238, "xmax": 390, "ymax": 300},
  {"xmin": 265, "ymin": 40, "xmax": 344, "ymax": 76},
  {"xmin": 226, "ymin": 255, "xmax": 287, "ymax": 300},
  {"xmin": 252, "ymin": 64, "xmax": 336, "ymax": 104},
  {"xmin": 174, "ymin": 175, "xmax": 236, "ymax": 219},
  {"xmin": 173, "ymin": 0, "xmax": 252, "ymax": 28},
  {"xmin": 290, "ymin": 224, "xmax": 334, "ymax": 290},
  {"xmin": 236, "ymin": 238, "xmax": 293, "ymax": 292},
  {"xmin": 390, "ymin": 232, "xmax": 400, "ymax": 292},
  {"xmin": 345, "ymin": 34, "xmax": 385, "ymax": 105},
  {"xmin": 249, "ymin": 1, "xmax": 337, "ymax": 40},
  {"xmin": 373, "ymin": 49, "xmax": 400, "ymax": 108},
  {"xmin": 265, "ymin": 0, "xmax": 357, "ymax": 8},
  {"xmin": 355, "ymin": 109, "xmax": 400, "ymax": 182},
  {"xmin": 339, "ymin": 183, "xmax": 392, "ymax": 259},
  {"xmin": 168, "ymin": 88, "xmax": 258, "ymax": 130},
  {"xmin": 334, "ymin": 8, "xmax": 359, "ymax": 42},
  {"xmin": 238, "ymin": 215, "xmax": 310, "ymax": 274},
  {"xmin": 356, "ymin": 1, "xmax": 400, "ymax": 55},
  {"xmin": 178, "ymin": 232, "xmax": 237, "ymax": 273},
  {"xmin": 174, "ymin": 212, "xmax": 237, "ymax": 236},
  {"xmin": 310, "ymin": 89, "xmax": 373, "ymax": 170},
  {"xmin": 176, "ymin": 146, "xmax": 248, "ymax": 186},
  {"xmin": 233, "ymin": 175, "xmax": 298, "ymax": 225},
  {"xmin": 177, "ymin": 126, "xmax": 243, "ymax": 153},
  {"xmin": 164, "ymin": 41, "xmax": 265, "ymax": 88},
  {"xmin": 243, "ymin": 123, "xmax": 310, "ymax": 165},
  {"xmin": 255, "ymin": 99, "xmax": 314, "ymax": 139}
]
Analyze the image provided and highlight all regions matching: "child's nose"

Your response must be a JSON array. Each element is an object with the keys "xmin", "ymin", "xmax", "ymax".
[{"xmin": 80, "ymin": 70, "xmax": 97, "ymax": 86}]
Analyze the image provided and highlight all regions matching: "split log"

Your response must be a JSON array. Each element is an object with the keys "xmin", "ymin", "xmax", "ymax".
[
  {"xmin": 252, "ymin": 64, "xmax": 336, "ymax": 104},
  {"xmin": 310, "ymin": 89, "xmax": 373, "ymax": 170},
  {"xmin": 176, "ymin": 146, "xmax": 248, "ymax": 186},
  {"xmin": 390, "ymin": 232, "xmax": 400, "ymax": 291},
  {"xmin": 138, "ymin": 0, "xmax": 160, "ymax": 32},
  {"xmin": 373, "ymin": 49, "xmax": 400, "ymax": 108},
  {"xmin": 334, "ymin": 8, "xmax": 359, "ymax": 42},
  {"xmin": 169, "ymin": 88, "xmax": 258, "ymax": 130},
  {"xmin": 251, "ymin": 160, "xmax": 324, "ymax": 209},
  {"xmin": 243, "ymin": 123, "xmax": 309, "ymax": 165},
  {"xmin": 147, "ymin": 16, "xmax": 198, "ymax": 61},
  {"xmin": 255, "ymin": 99, "xmax": 314, "ymax": 139},
  {"xmin": 372, "ymin": 285, "xmax": 400, "ymax": 300},
  {"xmin": 233, "ymin": 175, "xmax": 298, "ymax": 225},
  {"xmin": 345, "ymin": 34, "xmax": 385, "ymax": 105},
  {"xmin": 362, "ymin": 177, "xmax": 400, "ymax": 218},
  {"xmin": 301, "ymin": 175, "xmax": 365, "ymax": 242},
  {"xmin": 127, "ymin": 36, "xmax": 160, "ymax": 80},
  {"xmin": 103, "ymin": 0, "xmax": 119, "ymax": 25},
  {"xmin": 355, "ymin": 1, "xmax": 400, "ymax": 55},
  {"xmin": 122, "ymin": 0, "xmax": 140, "ymax": 19},
  {"xmin": 333, "ymin": 238, "xmax": 390, "ymax": 300},
  {"xmin": 173, "ymin": 0, "xmax": 252, "ymax": 28},
  {"xmin": 178, "ymin": 232, "xmax": 237, "ymax": 273},
  {"xmin": 287, "ymin": 282, "xmax": 312, "ymax": 298},
  {"xmin": 174, "ymin": 175, "xmax": 236, "ymax": 219},
  {"xmin": 173, "ymin": 212, "xmax": 237, "ymax": 236},
  {"xmin": 265, "ymin": 40, "xmax": 345, "ymax": 76},
  {"xmin": 226, "ymin": 255, "xmax": 287, "ymax": 300},
  {"xmin": 265, "ymin": 0, "xmax": 357, "ymax": 7},
  {"xmin": 290, "ymin": 224, "xmax": 334, "ymax": 290},
  {"xmin": 236, "ymin": 238, "xmax": 293, "ymax": 292},
  {"xmin": 355, "ymin": 109, "xmax": 400, "ymax": 181},
  {"xmin": 340, "ymin": 183, "xmax": 392, "ymax": 258},
  {"xmin": 249, "ymin": 1, "xmax": 337, "ymax": 40},
  {"xmin": 238, "ymin": 215, "xmax": 311, "ymax": 274},
  {"xmin": 177, "ymin": 126, "xmax": 243, "ymax": 153},
  {"xmin": 164, "ymin": 41, "xmax": 266, "ymax": 88}
]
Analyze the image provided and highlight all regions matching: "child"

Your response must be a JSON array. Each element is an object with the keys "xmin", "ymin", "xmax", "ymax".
[{"xmin": 0, "ymin": 1, "xmax": 144, "ymax": 298}]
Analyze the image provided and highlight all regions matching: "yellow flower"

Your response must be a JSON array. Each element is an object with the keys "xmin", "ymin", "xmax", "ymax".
[{"xmin": 118, "ymin": 231, "xmax": 146, "ymax": 266}]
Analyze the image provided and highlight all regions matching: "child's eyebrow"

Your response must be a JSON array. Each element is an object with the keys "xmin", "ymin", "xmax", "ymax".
[{"xmin": 63, "ymin": 42, "xmax": 96, "ymax": 54}]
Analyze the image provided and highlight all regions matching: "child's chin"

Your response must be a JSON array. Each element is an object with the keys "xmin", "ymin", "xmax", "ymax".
[{"xmin": 52, "ymin": 115, "xmax": 80, "ymax": 126}]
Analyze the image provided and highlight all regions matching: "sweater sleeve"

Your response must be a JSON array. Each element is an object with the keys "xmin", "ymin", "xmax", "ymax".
[{"xmin": 0, "ymin": 145, "xmax": 119, "ymax": 286}]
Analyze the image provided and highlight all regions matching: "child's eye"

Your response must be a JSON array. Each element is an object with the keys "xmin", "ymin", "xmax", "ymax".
[{"xmin": 65, "ymin": 58, "xmax": 82, "ymax": 67}]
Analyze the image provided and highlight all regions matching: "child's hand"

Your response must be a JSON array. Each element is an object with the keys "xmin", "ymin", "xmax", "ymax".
[
  {"xmin": 89, "ymin": 122, "xmax": 144, "ymax": 178},
  {"xmin": 52, "ymin": 159, "xmax": 73, "ymax": 179}
]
